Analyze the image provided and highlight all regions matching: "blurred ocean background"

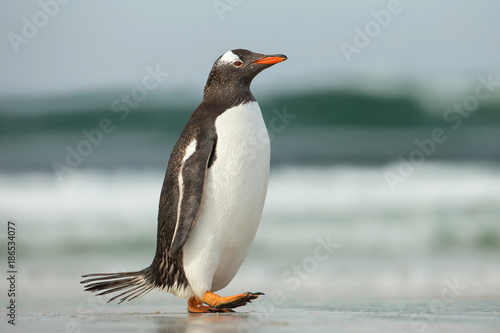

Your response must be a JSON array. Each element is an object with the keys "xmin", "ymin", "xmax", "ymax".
[
  {"xmin": 0, "ymin": 0, "xmax": 499, "ymax": 321},
  {"xmin": 2, "ymin": 84, "xmax": 500, "ymax": 315}
]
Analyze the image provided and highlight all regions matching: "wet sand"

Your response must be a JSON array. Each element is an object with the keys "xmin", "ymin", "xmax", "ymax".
[{"xmin": 10, "ymin": 299, "xmax": 500, "ymax": 333}]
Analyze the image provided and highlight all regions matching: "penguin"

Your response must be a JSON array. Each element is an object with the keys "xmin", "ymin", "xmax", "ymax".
[{"xmin": 81, "ymin": 49, "xmax": 287, "ymax": 313}]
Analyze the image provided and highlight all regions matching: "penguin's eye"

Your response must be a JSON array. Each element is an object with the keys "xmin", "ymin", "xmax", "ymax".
[{"xmin": 232, "ymin": 60, "xmax": 243, "ymax": 67}]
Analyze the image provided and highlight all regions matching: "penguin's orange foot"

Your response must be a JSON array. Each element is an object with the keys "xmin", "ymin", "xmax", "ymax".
[
  {"xmin": 187, "ymin": 296, "xmax": 235, "ymax": 313},
  {"xmin": 202, "ymin": 291, "xmax": 264, "ymax": 310}
]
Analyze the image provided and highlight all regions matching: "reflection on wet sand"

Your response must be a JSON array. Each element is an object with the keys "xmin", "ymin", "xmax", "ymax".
[{"xmin": 155, "ymin": 313, "xmax": 251, "ymax": 333}]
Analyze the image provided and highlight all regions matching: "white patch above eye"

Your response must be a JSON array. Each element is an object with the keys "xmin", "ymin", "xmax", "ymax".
[{"xmin": 218, "ymin": 50, "xmax": 241, "ymax": 64}]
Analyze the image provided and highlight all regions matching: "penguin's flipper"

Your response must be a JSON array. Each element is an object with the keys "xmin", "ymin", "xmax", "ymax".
[{"xmin": 169, "ymin": 138, "xmax": 216, "ymax": 257}]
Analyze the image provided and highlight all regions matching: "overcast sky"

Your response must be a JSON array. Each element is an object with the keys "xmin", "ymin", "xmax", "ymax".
[{"xmin": 1, "ymin": 0, "xmax": 499, "ymax": 98}]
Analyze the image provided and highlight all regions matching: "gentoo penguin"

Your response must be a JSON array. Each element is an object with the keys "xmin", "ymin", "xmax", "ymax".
[{"xmin": 81, "ymin": 49, "xmax": 287, "ymax": 313}]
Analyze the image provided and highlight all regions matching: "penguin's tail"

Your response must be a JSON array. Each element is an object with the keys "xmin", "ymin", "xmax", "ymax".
[{"xmin": 81, "ymin": 268, "xmax": 155, "ymax": 304}]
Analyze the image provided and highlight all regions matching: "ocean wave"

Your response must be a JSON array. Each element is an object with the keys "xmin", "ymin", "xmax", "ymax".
[
  {"xmin": 1, "ymin": 89, "xmax": 500, "ymax": 171},
  {"xmin": 1, "ymin": 162, "xmax": 499, "ymax": 257}
]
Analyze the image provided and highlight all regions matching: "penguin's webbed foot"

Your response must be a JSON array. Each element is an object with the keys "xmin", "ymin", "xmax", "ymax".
[
  {"xmin": 203, "ymin": 291, "xmax": 265, "ymax": 310},
  {"xmin": 188, "ymin": 296, "xmax": 235, "ymax": 313}
]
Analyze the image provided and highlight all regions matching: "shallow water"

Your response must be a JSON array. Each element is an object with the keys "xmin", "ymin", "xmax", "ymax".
[{"xmin": 12, "ymin": 299, "xmax": 500, "ymax": 333}]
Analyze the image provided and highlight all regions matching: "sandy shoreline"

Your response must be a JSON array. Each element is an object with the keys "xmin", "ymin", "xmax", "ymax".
[{"xmin": 7, "ymin": 298, "xmax": 500, "ymax": 333}]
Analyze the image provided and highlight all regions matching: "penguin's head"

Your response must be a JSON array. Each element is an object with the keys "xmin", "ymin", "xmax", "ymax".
[{"xmin": 204, "ymin": 49, "xmax": 287, "ymax": 94}]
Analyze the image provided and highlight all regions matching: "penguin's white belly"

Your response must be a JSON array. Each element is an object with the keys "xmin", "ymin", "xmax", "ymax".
[{"xmin": 182, "ymin": 101, "xmax": 270, "ymax": 298}]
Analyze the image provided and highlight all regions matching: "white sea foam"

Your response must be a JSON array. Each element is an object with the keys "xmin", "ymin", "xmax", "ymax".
[
  {"xmin": 1, "ymin": 163, "xmax": 500, "ymax": 254},
  {"xmin": 1, "ymin": 162, "xmax": 500, "ymax": 304}
]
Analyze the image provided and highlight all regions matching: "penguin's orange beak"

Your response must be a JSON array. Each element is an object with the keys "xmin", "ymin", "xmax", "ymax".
[{"xmin": 253, "ymin": 55, "xmax": 287, "ymax": 65}]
